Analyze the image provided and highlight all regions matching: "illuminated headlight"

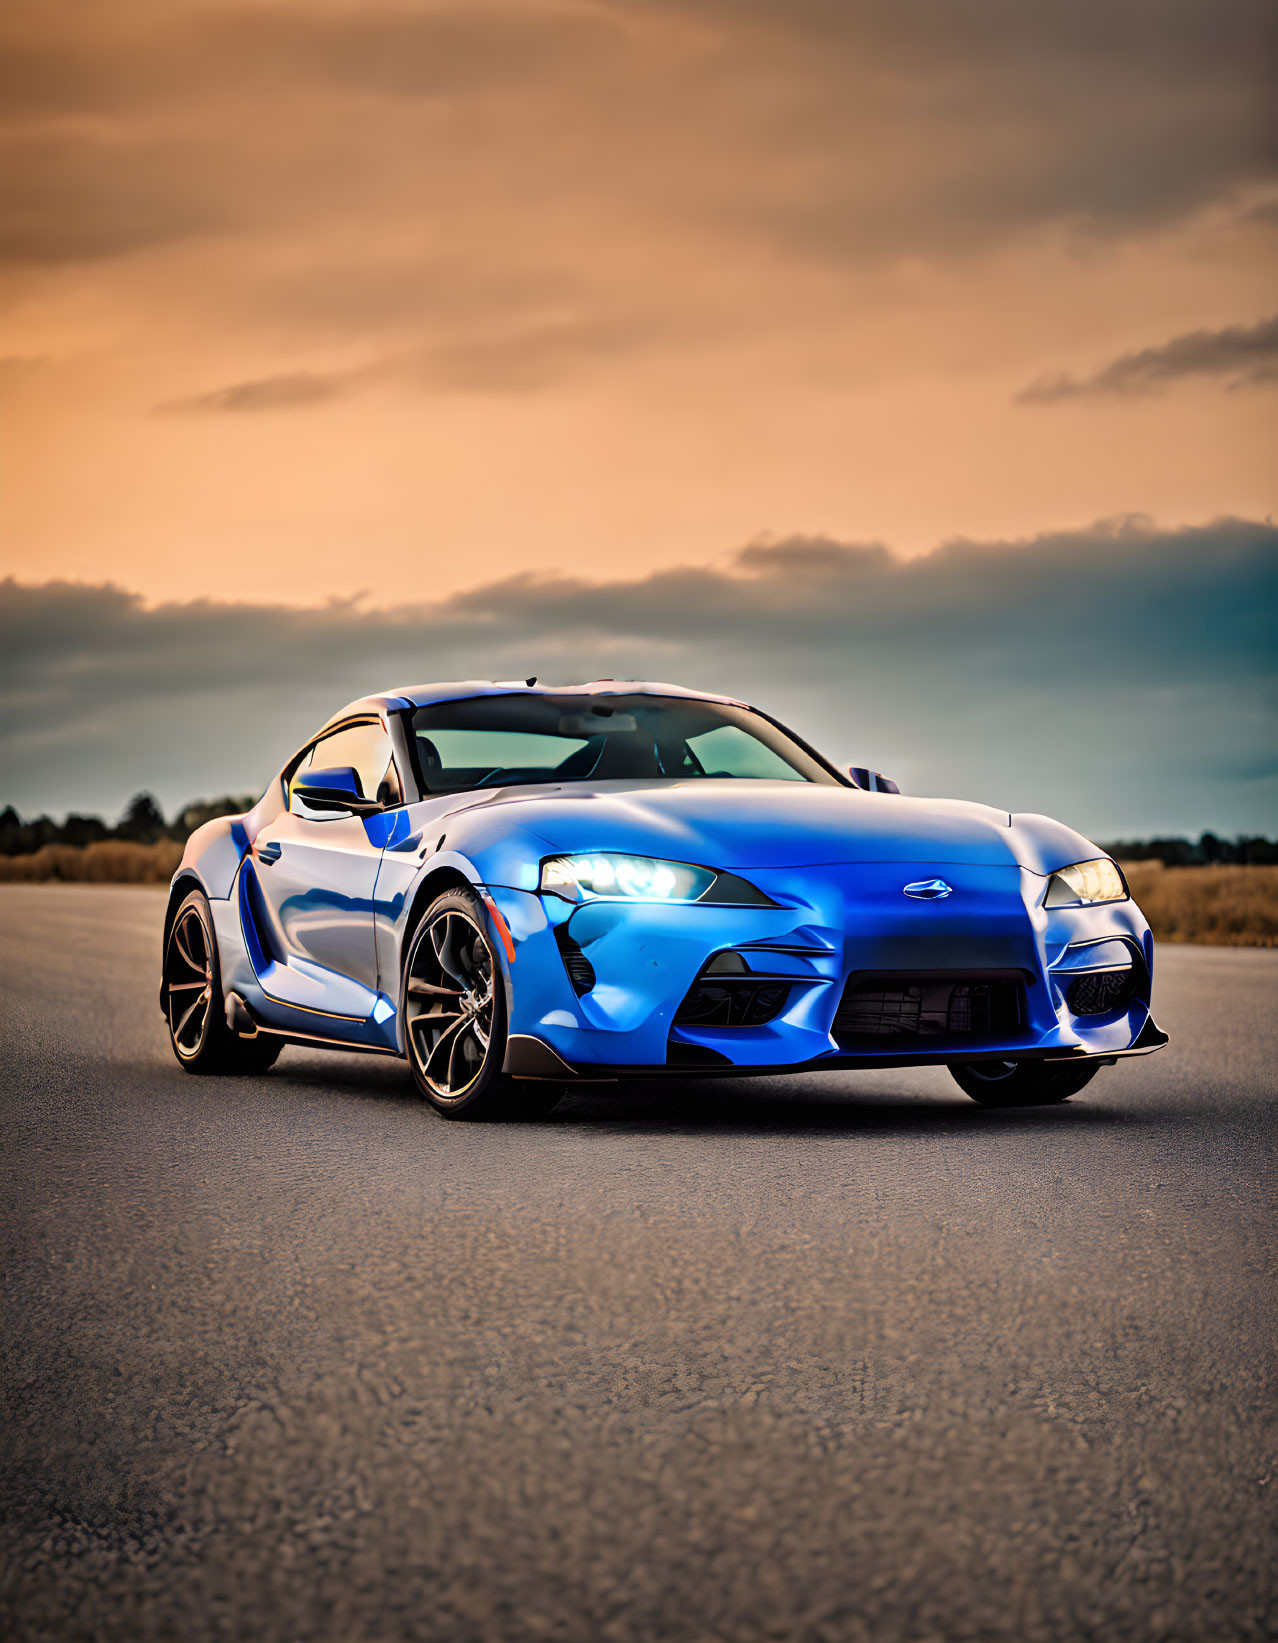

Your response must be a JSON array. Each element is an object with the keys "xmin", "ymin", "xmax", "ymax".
[
  {"xmin": 539, "ymin": 853, "xmax": 773, "ymax": 906},
  {"xmin": 1044, "ymin": 858, "xmax": 1128, "ymax": 908}
]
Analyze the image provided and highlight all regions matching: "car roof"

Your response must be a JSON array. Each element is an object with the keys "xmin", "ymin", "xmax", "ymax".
[{"xmin": 322, "ymin": 679, "xmax": 747, "ymax": 729}]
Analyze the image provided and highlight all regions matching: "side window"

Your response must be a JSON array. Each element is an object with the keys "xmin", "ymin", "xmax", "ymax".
[{"xmin": 305, "ymin": 720, "xmax": 401, "ymax": 807}]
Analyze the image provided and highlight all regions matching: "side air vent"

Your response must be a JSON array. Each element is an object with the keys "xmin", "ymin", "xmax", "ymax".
[{"xmin": 554, "ymin": 925, "xmax": 596, "ymax": 996}]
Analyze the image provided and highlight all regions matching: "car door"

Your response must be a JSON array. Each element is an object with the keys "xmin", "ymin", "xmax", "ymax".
[{"xmin": 247, "ymin": 717, "xmax": 403, "ymax": 1023}]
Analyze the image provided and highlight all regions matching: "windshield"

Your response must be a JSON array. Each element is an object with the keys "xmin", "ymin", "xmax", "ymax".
[{"xmin": 409, "ymin": 693, "xmax": 840, "ymax": 794}]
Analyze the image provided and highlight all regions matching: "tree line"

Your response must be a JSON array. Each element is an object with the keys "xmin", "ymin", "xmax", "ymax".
[
  {"xmin": 1099, "ymin": 834, "xmax": 1278, "ymax": 866},
  {"xmin": 0, "ymin": 794, "xmax": 259, "ymax": 856}
]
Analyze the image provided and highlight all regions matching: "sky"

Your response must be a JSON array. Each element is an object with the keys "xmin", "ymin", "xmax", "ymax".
[{"xmin": 1, "ymin": 0, "xmax": 1275, "ymax": 833}]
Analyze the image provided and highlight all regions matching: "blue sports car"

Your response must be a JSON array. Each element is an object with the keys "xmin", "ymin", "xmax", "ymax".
[{"xmin": 161, "ymin": 680, "xmax": 1167, "ymax": 1118}]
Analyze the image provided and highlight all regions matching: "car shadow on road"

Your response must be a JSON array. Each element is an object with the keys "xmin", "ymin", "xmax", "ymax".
[
  {"xmin": 546, "ymin": 1080, "xmax": 1157, "ymax": 1138},
  {"xmin": 266, "ymin": 1051, "xmax": 1159, "ymax": 1137}
]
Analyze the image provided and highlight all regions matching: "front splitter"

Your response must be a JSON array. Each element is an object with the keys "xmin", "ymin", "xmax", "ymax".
[{"xmin": 504, "ymin": 1014, "xmax": 1169, "ymax": 1081}]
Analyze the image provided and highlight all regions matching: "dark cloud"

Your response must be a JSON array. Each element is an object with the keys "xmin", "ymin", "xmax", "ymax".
[
  {"xmin": 3, "ymin": 518, "xmax": 1274, "ymax": 836},
  {"xmin": 0, "ymin": 0, "xmax": 1271, "ymax": 277},
  {"xmin": 216, "ymin": 1, "xmax": 626, "ymax": 102},
  {"xmin": 0, "ymin": 129, "xmax": 229, "ymax": 264},
  {"xmin": 1240, "ymin": 197, "xmax": 1278, "ymax": 230},
  {"xmin": 692, "ymin": 0, "xmax": 1277, "ymax": 261},
  {"xmin": 157, "ymin": 372, "xmax": 352, "ymax": 416},
  {"xmin": 0, "ymin": 1, "xmax": 616, "ymax": 116},
  {"xmin": 0, "ymin": 1, "xmax": 628, "ymax": 268},
  {"xmin": 155, "ymin": 316, "xmax": 654, "ymax": 412},
  {"xmin": 1018, "ymin": 315, "xmax": 1278, "ymax": 403}
]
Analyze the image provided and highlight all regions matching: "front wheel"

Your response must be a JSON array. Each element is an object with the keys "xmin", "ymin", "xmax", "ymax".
[
  {"xmin": 163, "ymin": 889, "xmax": 281, "ymax": 1075},
  {"xmin": 949, "ymin": 1058, "xmax": 1100, "ymax": 1107},
  {"xmin": 402, "ymin": 889, "xmax": 565, "ymax": 1121}
]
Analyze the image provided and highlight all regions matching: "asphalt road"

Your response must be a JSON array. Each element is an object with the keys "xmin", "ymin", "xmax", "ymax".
[{"xmin": 1, "ymin": 885, "xmax": 1274, "ymax": 1643}]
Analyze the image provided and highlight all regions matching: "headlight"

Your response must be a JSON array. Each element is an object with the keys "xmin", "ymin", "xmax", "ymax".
[
  {"xmin": 539, "ymin": 853, "xmax": 773, "ymax": 905},
  {"xmin": 541, "ymin": 853, "xmax": 711, "ymax": 901},
  {"xmin": 1044, "ymin": 858, "xmax": 1128, "ymax": 907}
]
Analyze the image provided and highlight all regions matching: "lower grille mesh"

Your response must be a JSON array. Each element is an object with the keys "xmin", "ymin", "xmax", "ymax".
[
  {"xmin": 1066, "ymin": 968, "xmax": 1134, "ymax": 1016},
  {"xmin": 835, "ymin": 973, "xmax": 1024, "ymax": 1044},
  {"xmin": 675, "ymin": 978, "xmax": 790, "ymax": 1028}
]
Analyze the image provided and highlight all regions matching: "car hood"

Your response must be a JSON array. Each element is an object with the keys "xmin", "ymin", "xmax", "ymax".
[{"xmin": 445, "ymin": 779, "xmax": 1097, "ymax": 876}]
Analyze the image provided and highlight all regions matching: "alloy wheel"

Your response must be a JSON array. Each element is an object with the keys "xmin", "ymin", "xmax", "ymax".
[
  {"xmin": 405, "ymin": 911, "xmax": 497, "ymax": 1098},
  {"xmin": 165, "ymin": 902, "xmax": 214, "ymax": 1058}
]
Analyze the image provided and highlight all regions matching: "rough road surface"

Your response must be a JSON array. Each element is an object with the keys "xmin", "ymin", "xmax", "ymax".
[{"xmin": 1, "ymin": 885, "xmax": 1274, "ymax": 1643}]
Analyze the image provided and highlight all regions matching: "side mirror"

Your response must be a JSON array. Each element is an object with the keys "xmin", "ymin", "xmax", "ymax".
[
  {"xmin": 847, "ymin": 765, "xmax": 900, "ymax": 794},
  {"xmin": 290, "ymin": 766, "xmax": 380, "ymax": 817}
]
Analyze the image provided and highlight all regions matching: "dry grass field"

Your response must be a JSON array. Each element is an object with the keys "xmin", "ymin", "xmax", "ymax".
[
  {"xmin": 2, "ymin": 842, "xmax": 1275, "ymax": 945},
  {"xmin": 1118, "ymin": 862, "xmax": 1278, "ymax": 947},
  {"xmin": 0, "ymin": 839, "xmax": 182, "ymax": 884}
]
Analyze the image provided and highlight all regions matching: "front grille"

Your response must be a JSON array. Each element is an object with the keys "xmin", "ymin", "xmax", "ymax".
[{"xmin": 834, "ymin": 972, "xmax": 1024, "ymax": 1045}]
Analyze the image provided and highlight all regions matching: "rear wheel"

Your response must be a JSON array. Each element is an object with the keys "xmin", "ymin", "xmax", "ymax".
[
  {"xmin": 402, "ymin": 888, "xmax": 564, "ymax": 1121},
  {"xmin": 949, "ymin": 1058, "xmax": 1100, "ymax": 1107},
  {"xmin": 163, "ymin": 889, "xmax": 281, "ymax": 1074}
]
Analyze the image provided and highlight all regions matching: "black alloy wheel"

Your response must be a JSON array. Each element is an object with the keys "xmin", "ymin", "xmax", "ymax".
[
  {"xmin": 163, "ymin": 889, "xmax": 280, "ymax": 1074},
  {"xmin": 949, "ymin": 1057, "xmax": 1100, "ymax": 1107},
  {"xmin": 403, "ymin": 888, "xmax": 564, "ymax": 1120}
]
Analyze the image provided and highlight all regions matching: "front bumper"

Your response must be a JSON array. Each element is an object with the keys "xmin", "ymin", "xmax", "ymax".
[{"xmin": 486, "ymin": 859, "xmax": 1166, "ymax": 1080}]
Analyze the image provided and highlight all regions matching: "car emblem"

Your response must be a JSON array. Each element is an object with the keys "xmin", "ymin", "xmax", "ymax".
[{"xmin": 904, "ymin": 878, "xmax": 953, "ymax": 900}]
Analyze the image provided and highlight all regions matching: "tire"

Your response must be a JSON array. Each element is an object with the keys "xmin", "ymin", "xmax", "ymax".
[
  {"xmin": 163, "ymin": 889, "xmax": 282, "ymax": 1075},
  {"xmin": 949, "ymin": 1058, "xmax": 1100, "ymax": 1107},
  {"xmin": 401, "ymin": 888, "xmax": 565, "ymax": 1121}
]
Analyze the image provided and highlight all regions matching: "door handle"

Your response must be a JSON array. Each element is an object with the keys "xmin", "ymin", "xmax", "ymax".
[{"xmin": 256, "ymin": 841, "xmax": 282, "ymax": 865}]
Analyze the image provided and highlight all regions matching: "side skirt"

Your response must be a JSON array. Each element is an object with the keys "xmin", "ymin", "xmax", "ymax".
[{"xmin": 224, "ymin": 991, "xmax": 403, "ymax": 1058}]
